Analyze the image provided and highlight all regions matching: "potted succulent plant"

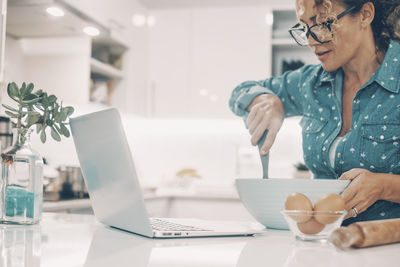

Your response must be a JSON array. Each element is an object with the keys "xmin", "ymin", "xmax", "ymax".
[{"xmin": 0, "ymin": 82, "xmax": 74, "ymax": 224}]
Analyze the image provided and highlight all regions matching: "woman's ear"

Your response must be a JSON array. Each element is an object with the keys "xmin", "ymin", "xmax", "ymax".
[{"xmin": 360, "ymin": 2, "xmax": 375, "ymax": 27}]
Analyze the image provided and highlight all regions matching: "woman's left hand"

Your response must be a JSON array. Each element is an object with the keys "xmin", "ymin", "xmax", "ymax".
[{"xmin": 339, "ymin": 168, "xmax": 384, "ymax": 219}]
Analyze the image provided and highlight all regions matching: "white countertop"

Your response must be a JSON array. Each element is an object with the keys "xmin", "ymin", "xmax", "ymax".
[{"xmin": 1, "ymin": 213, "xmax": 400, "ymax": 267}]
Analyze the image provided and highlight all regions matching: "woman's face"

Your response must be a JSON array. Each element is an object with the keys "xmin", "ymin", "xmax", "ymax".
[{"xmin": 296, "ymin": 0, "xmax": 364, "ymax": 72}]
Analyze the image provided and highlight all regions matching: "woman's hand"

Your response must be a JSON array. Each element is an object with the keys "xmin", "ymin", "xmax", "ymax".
[
  {"xmin": 246, "ymin": 94, "xmax": 284, "ymax": 155},
  {"xmin": 339, "ymin": 168, "xmax": 384, "ymax": 219}
]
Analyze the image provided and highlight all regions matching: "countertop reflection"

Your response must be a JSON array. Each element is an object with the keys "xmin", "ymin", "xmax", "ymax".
[{"xmin": 1, "ymin": 213, "xmax": 400, "ymax": 267}]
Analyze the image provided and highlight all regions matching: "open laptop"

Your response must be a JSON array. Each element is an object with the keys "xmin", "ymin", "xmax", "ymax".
[{"xmin": 70, "ymin": 108, "xmax": 264, "ymax": 238}]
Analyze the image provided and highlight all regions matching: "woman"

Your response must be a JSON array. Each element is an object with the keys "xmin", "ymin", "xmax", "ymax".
[{"xmin": 229, "ymin": 0, "xmax": 400, "ymax": 225}]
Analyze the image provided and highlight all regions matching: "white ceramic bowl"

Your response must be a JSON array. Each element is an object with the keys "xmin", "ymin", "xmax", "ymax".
[{"xmin": 235, "ymin": 178, "xmax": 350, "ymax": 230}]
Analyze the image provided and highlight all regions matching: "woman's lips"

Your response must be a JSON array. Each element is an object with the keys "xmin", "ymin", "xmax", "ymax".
[{"xmin": 316, "ymin": 50, "xmax": 332, "ymax": 61}]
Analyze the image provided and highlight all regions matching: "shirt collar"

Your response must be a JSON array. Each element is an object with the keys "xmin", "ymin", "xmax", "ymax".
[
  {"xmin": 374, "ymin": 40, "xmax": 400, "ymax": 93},
  {"xmin": 316, "ymin": 40, "xmax": 400, "ymax": 93},
  {"xmin": 317, "ymin": 68, "xmax": 337, "ymax": 87}
]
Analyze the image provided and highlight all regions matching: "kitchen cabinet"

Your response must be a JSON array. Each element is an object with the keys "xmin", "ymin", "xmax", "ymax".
[
  {"xmin": 148, "ymin": 6, "xmax": 270, "ymax": 118},
  {"xmin": 4, "ymin": 0, "xmax": 148, "ymax": 113},
  {"xmin": 59, "ymin": 0, "xmax": 134, "ymax": 106},
  {"xmin": 89, "ymin": 37, "xmax": 128, "ymax": 105}
]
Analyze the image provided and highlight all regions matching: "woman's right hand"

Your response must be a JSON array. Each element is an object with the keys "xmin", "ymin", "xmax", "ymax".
[{"xmin": 246, "ymin": 94, "xmax": 285, "ymax": 155}]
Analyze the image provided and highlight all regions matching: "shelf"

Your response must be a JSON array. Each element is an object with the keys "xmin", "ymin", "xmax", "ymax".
[{"xmin": 90, "ymin": 58, "xmax": 123, "ymax": 79}]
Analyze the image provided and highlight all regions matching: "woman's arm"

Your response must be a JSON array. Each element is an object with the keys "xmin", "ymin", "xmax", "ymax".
[
  {"xmin": 381, "ymin": 173, "xmax": 400, "ymax": 203},
  {"xmin": 229, "ymin": 64, "xmax": 319, "ymax": 119}
]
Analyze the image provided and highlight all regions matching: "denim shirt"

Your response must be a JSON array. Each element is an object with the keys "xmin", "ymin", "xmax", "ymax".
[{"xmin": 229, "ymin": 40, "xmax": 400, "ymax": 223}]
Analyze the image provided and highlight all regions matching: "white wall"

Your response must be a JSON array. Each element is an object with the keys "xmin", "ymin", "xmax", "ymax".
[{"xmin": 3, "ymin": 36, "xmax": 25, "ymax": 84}]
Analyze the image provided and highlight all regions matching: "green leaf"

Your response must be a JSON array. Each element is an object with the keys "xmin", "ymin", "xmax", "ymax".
[
  {"xmin": 54, "ymin": 111, "xmax": 61, "ymax": 122},
  {"xmin": 26, "ymin": 113, "xmax": 40, "ymax": 125},
  {"xmin": 5, "ymin": 110, "xmax": 19, "ymax": 118},
  {"xmin": 53, "ymin": 123, "xmax": 61, "ymax": 134},
  {"xmin": 2, "ymin": 104, "xmax": 18, "ymax": 112},
  {"xmin": 23, "ymin": 94, "xmax": 38, "ymax": 101},
  {"xmin": 41, "ymin": 93, "xmax": 49, "ymax": 108},
  {"xmin": 22, "ymin": 98, "xmax": 40, "ymax": 105},
  {"xmin": 48, "ymin": 95, "xmax": 57, "ymax": 104},
  {"xmin": 8, "ymin": 82, "xmax": 19, "ymax": 98},
  {"xmin": 40, "ymin": 129, "xmax": 46, "ymax": 143},
  {"xmin": 60, "ymin": 111, "xmax": 67, "ymax": 121},
  {"xmin": 51, "ymin": 126, "xmax": 61, "ymax": 141},
  {"xmin": 34, "ymin": 90, "xmax": 44, "ymax": 97},
  {"xmin": 33, "ymin": 102, "xmax": 45, "ymax": 111},
  {"xmin": 25, "ymin": 83, "xmax": 34, "ymax": 95},
  {"xmin": 60, "ymin": 123, "xmax": 70, "ymax": 137},
  {"xmin": 28, "ymin": 111, "xmax": 40, "ymax": 116},
  {"xmin": 64, "ymin": 106, "xmax": 74, "ymax": 117},
  {"xmin": 20, "ymin": 82, "xmax": 26, "ymax": 96},
  {"xmin": 36, "ymin": 123, "xmax": 43, "ymax": 134}
]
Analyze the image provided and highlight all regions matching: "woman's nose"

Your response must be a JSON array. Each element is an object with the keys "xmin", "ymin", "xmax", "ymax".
[{"xmin": 307, "ymin": 33, "xmax": 320, "ymax": 47}]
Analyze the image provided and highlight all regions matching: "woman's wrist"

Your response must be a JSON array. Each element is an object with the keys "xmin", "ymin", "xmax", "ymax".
[
  {"xmin": 379, "ymin": 173, "xmax": 400, "ymax": 203},
  {"xmin": 246, "ymin": 94, "xmax": 283, "ymax": 113},
  {"xmin": 246, "ymin": 94, "xmax": 269, "ymax": 112}
]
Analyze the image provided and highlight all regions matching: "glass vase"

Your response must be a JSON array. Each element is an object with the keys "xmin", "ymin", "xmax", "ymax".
[{"xmin": 0, "ymin": 128, "xmax": 44, "ymax": 224}]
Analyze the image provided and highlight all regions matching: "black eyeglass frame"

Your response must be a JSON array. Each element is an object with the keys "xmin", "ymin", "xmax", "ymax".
[{"xmin": 288, "ymin": 5, "xmax": 357, "ymax": 46}]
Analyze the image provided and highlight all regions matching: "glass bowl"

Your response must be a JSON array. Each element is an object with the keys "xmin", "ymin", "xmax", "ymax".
[{"xmin": 280, "ymin": 210, "xmax": 347, "ymax": 241}]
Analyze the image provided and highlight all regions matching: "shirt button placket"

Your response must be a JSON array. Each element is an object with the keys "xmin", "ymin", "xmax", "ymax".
[{"xmin": 329, "ymin": 85, "xmax": 342, "ymax": 177}]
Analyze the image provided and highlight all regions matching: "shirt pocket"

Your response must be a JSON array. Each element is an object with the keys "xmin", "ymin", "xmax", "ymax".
[
  {"xmin": 300, "ymin": 116, "xmax": 327, "ymax": 162},
  {"xmin": 360, "ymin": 123, "xmax": 400, "ymax": 170},
  {"xmin": 300, "ymin": 116, "xmax": 327, "ymax": 133}
]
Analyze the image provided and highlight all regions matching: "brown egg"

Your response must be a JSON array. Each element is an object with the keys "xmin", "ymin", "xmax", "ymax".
[
  {"xmin": 297, "ymin": 217, "xmax": 325, "ymax": 234},
  {"xmin": 313, "ymin": 194, "xmax": 345, "ymax": 224},
  {"xmin": 285, "ymin": 193, "xmax": 313, "ymax": 223}
]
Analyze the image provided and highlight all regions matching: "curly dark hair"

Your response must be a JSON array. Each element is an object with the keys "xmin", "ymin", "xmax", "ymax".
[{"xmin": 317, "ymin": 0, "xmax": 400, "ymax": 51}]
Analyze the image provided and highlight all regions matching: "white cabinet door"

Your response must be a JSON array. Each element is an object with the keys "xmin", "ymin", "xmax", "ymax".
[
  {"xmin": 148, "ymin": 6, "xmax": 271, "ymax": 118},
  {"xmin": 147, "ymin": 10, "xmax": 192, "ymax": 117},
  {"xmin": 189, "ymin": 6, "xmax": 270, "ymax": 118}
]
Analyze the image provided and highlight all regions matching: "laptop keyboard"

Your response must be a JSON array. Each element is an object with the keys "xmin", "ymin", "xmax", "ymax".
[{"xmin": 150, "ymin": 218, "xmax": 209, "ymax": 231}]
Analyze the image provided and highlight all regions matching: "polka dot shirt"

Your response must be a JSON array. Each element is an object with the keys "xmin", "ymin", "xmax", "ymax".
[{"xmin": 229, "ymin": 40, "xmax": 400, "ymax": 179}]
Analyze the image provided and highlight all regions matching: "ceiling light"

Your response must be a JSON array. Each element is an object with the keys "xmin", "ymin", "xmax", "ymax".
[
  {"xmin": 132, "ymin": 14, "xmax": 146, "ymax": 27},
  {"xmin": 199, "ymin": 89, "xmax": 209, "ymax": 96},
  {"xmin": 46, "ymin": 7, "xmax": 65, "ymax": 17},
  {"xmin": 83, "ymin": 26, "xmax": 100, "ymax": 37}
]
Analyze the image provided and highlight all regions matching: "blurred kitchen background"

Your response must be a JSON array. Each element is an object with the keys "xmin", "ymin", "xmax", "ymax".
[{"xmin": 0, "ymin": 0, "xmax": 319, "ymax": 216}]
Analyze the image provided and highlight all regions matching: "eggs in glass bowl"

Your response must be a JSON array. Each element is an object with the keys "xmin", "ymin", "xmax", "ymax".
[{"xmin": 281, "ymin": 193, "xmax": 347, "ymax": 241}]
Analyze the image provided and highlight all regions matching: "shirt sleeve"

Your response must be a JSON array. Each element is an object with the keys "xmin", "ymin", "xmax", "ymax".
[{"xmin": 229, "ymin": 64, "xmax": 317, "ymax": 118}]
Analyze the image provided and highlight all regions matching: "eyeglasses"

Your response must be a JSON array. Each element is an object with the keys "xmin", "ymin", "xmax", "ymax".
[{"xmin": 288, "ymin": 6, "xmax": 357, "ymax": 46}]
